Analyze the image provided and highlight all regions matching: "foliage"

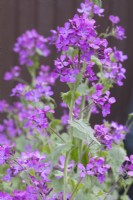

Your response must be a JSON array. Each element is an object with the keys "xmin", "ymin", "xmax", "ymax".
[{"xmin": 0, "ymin": 0, "xmax": 131, "ymax": 200}]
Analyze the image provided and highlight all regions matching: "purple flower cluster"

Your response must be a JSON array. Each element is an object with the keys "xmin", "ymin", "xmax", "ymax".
[
  {"xmin": 35, "ymin": 65, "xmax": 58, "ymax": 86},
  {"xmin": 54, "ymin": 155, "xmax": 75, "ymax": 179},
  {"xmin": 1, "ymin": 150, "xmax": 71, "ymax": 199},
  {"xmin": 14, "ymin": 29, "xmax": 50, "ymax": 66},
  {"xmin": 0, "ymin": 189, "xmax": 70, "ymax": 200},
  {"xmin": 29, "ymin": 106, "xmax": 54, "ymax": 131},
  {"xmin": 78, "ymin": 155, "xmax": 110, "ymax": 183},
  {"xmin": 121, "ymin": 155, "xmax": 133, "ymax": 177},
  {"xmin": 53, "ymin": 13, "xmax": 98, "ymax": 83},
  {"xmin": 94, "ymin": 122, "xmax": 126, "ymax": 149},
  {"xmin": 109, "ymin": 15, "xmax": 126, "ymax": 40},
  {"xmin": 10, "ymin": 65, "xmax": 57, "ymax": 100},
  {"xmin": 55, "ymin": 55, "xmax": 80, "ymax": 83},
  {"xmin": 53, "ymin": 10, "xmax": 126, "ymax": 87},
  {"xmin": 91, "ymin": 84, "xmax": 116, "ymax": 117},
  {"xmin": 3, "ymin": 118, "xmax": 22, "ymax": 137},
  {"xmin": 77, "ymin": 0, "xmax": 104, "ymax": 17},
  {"xmin": 3, "ymin": 150, "xmax": 50, "ymax": 185},
  {"xmin": 24, "ymin": 85, "xmax": 53, "ymax": 102}
]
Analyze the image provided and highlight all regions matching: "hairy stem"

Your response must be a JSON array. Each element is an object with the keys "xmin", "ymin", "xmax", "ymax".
[
  {"xmin": 78, "ymin": 96, "xmax": 85, "ymax": 162},
  {"xmin": 104, "ymin": 177, "xmax": 121, "ymax": 200},
  {"xmin": 70, "ymin": 178, "xmax": 83, "ymax": 200},
  {"xmin": 63, "ymin": 151, "xmax": 70, "ymax": 200},
  {"xmin": 49, "ymin": 127, "xmax": 65, "ymax": 143}
]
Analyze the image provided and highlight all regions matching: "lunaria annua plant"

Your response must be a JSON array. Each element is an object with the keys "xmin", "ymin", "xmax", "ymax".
[{"xmin": 0, "ymin": 0, "xmax": 132, "ymax": 200}]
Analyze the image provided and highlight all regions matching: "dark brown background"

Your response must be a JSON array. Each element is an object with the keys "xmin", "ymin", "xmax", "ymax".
[{"xmin": 0, "ymin": 0, "xmax": 133, "ymax": 123}]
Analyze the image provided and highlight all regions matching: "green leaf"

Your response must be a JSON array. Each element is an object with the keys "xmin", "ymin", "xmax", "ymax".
[
  {"xmin": 54, "ymin": 170, "xmax": 64, "ymax": 178},
  {"xmin": 20, "ymin": 171, "xmax": 31, "ymax": 185},
  {"xmin": 50, "ymin": 119, "xmax": 61, "ymax": 129},
  {"xmin": 77, "ymin": 83, "xmax": 88, "ymax": 96},
  {"xmin": 69, "ymin": 119, "xmax": 100, "ymax": 145},
  {"xmin": 92, "ymin": 186, "xmax": 104, "ymax": 196},
  {"xmin": 128, "ymin": 113, "xmax": 133, "ymax": 121},
  {"xmin": 29, "ymin": 168, "xmax": 36, "ymax": 177},
  {"xmin": 124, "ymin": 178, "xmax": 133, "ymax": 186},
  {"xmin": 67, "ymin": 47, "xmax": 78, "ymax": 58},
  {"xmin": 76, "ymin": 193, "xmax": 95, "ymax": 200},
  {"xmin": 68, "ymin": 178, "xmax": 84, "ymax": 192},
  {"xmin": 92, "ymin": 0, "xmax": 102, "ymax": 7},
  {"xmin": 61, "ymin": 91, "xmax": 80, "ymax": 108},
  {"xmin": 91, "ymin": 55, "xmax": 102, "ymax": 67},
  {"xmin": 50, "ymin": 177, "xmax": 63, "ymax": 192},
  {"xmin": 15, "ymin": 135, "xmax": 29, "ymax": 152},
  {"xmin": 120, "ymin": 195, "xmax": 130, "ymax": 200},
  {"xmin": 107, "ymin": 146, "xmax": 126, "ymax": 181},
  {"xmin": 55, "ymin": 142, "xmax": 73, "ymax": 155}
]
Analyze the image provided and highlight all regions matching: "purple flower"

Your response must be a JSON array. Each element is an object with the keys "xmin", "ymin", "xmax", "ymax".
[
  {"xmin": 78, "ymin": 163, "xmax": 86, "ymax": 177},
  {"xmin": 4, "ymin": 66, "xmax": 21, "ymax": 81},
  {"xmin": 13, "ymin": 186, "xmax": 38, "ymax": 200},
  {"xmin": 51, "ymin": 192, "xmax": 70, "ymax": 200},
  {"xmin": 61, "ymin": 113, "xmax": 69, "ymax": 125},
  {"xmin": 102, "ymin": 91, "xmax": 116, "ymax": 117},
  {"xmin": 103, "ymin": 61, "xmax": 126, "ymax": 87},
  {"xmin": 0, "ymin": 100, "xmax": 8, "ymax": 112},
  {"xmin": 59, "ymin": 68, "xmax": 79, "ymax": 83},
  {"xmin": 93, "ymin": 5, "xmax": 104, "ymax": 16},
  {"xmin": 91, "ymin": 85, "xmax": 116, "ymax": 117},
  {"xmin": 113, "ymin": 47, "xmax": 128, "ymax": 62},
  {"xmin": 115, "ymin": 26, "xmax": 126, "ymax": 40},
  {"xmin": 111, "ymin": 121, "xmax": 126, "ymax": 142},
  {"xmin": 0, "ymin": 145, "xmax": 12, "ymax": 165},
  {"xmin": 122, "ymin": 155, "xmax": 133, "ymax": 177},
  {"xmin": 84, "ymin": 62, "xmax": 97, "ymax": 81},
  {"xmin": 94, "ymin": 124, "xmax": 113, "ymax": 149},
  {"xmin": 11, "ymin": 83, "xmax": 26, "ymax": 97},
  {"xmin": 77, "ymin": 1, "xmax": 92, "ymax": 15},
  {"xmin": 0, "ymin": 191, "xmax": 12, "ymax": 200},
  {"xmin": 55, "ymin": 55, "xmax": 70, "ymax": 69},
  {"xmin": 109, "ymin": 15, "xmax": 120, "ymax": 24}
]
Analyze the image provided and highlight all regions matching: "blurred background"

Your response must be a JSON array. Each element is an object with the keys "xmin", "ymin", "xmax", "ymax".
[{"xmin": 0, "ymin": 0, "xmax": 133, "ymax": 194}]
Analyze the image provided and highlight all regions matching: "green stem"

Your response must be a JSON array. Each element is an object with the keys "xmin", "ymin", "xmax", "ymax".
[
  {"xmin": 87, "ymin": 109, "xmax": 91, "ymax": 122},
  {"xmin": 78, "ymin": 96, "xmax": 85, "ymax": 162},
  {"xmin": 70, "ymin": 178, "xmax": 83, "ymax": 200},
  {"xmin": 69, "ymin": 90, "xmax": 75, "ymax": 122},
  {"xmin": 124, "ymin": 184, "xmax": 131, "ymax": 196},
  {"xmin": 14, "ymin": 77, "xmax": 29, "ymax": 85},
  {"xmin": 104, "ymin": 177, "xmax": 121, "ymax": 200},
  {"xmin": 63, "ymin": 151, "xmax": 70, "ymax": 200},
  {"xmin": 49, "ymin": 127, "xmax": 65, "ymax": 143}
]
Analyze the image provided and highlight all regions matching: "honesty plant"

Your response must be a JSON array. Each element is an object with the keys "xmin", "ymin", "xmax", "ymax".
[{"xmin": 0, "ymin": 0, "xmax": 132, "ymax": 199}]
